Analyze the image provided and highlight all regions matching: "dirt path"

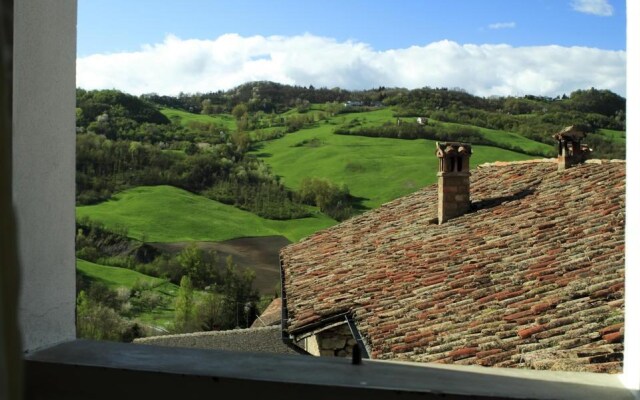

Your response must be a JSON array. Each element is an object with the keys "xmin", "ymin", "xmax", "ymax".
[{"xmin": 150, "ymin": 236, "xmax": 290, "ymax": 295}]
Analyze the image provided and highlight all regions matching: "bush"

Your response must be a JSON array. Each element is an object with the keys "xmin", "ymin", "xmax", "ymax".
[
  {"xmin": 76, "ymin": 291, "xmax": 127, "ymax": 341},
  {"xmin": 297, "ymin": 177, "xmax": 355, "ymax": 221}
]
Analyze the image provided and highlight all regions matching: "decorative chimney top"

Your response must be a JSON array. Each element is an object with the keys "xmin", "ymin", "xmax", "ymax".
[
  {"xmin": 553, "ymin": 125, "xmax": 591, "ymax": 171},
  {"xmin": 436, "ymin": 142, "xmax": 472, "ymax": 224}
]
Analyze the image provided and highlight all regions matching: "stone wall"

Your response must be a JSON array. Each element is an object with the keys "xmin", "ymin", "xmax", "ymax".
[{"xmin": 299, "ymin": 324, "xmax": 356, "ymax": 358}]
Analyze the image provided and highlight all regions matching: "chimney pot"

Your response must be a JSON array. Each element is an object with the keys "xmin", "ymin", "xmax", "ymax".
[{"xmin": 553, "ymin": 125, "xmax": 591, "ymax": 171}]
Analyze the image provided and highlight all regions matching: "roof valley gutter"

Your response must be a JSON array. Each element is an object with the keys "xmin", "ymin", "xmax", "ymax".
[
  {"xmin": 280, "ymin": 253, "xmax": 370, "ymax": 358},
  {"xmin": 279, "ymin": 254, "xmax": 310, "ymax": 355},
  {"xmin": 345, "ymin": 315, "xmax": 370, "ymax": 360}
]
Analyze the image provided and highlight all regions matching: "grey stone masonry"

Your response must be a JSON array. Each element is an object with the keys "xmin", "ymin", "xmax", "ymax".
[{"xmin": 317, "ymin": 324, "xmax": 357, "ymax": 358}]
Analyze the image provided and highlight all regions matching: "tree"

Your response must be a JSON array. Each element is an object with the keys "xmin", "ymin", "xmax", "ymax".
[
  {"xmin": 297, "ymin": 177, "xmax": 355, "ymax": 221},
  {"xmin": 201, "ymin": 99, "xmax": 214, "ymax": 115},
  {"xmin": 173, "ymin": 276, "xmax": 197, "ymax": 333},
  {"xmin": 76, "ymin": 290, "xmax": 126, "ymax": 341},
  {"xmin": 325, "ymin": 101, "xmax": 341, "ymax": 116},
  {"xmin": 568, "ymin": 88, "xmax": 625, "ymax": 118},
  {"xmin": 177, "ymin": 244, "xmax": 217, "ymax": 289},
  {"xmin": 231, "ymin": 103, "xmax": 248, "ymax": 120},
  {"xmin": 218, "ymin": 256, "xmax": 259, "ymax": 329},
  {"xmin": 195, "ymin": 292, "xmax": 225, "ymax": 331},
  {"xmin": 230, "ymin": 131, "xmax": 251, "ymax": 153}
]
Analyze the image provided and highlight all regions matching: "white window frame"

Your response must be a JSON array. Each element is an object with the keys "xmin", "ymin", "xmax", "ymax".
[{"xmin": 11, "ymin": 0, "xmax": 640, "ymax": 398}]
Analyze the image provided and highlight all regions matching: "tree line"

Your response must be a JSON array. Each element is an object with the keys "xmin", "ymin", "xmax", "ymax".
[
  {"xmin": 137, "ymin": 83, "xmax": 625, "ymax": 159},
  {"xmin": 334, "ymin": 118, "xmax": 553, "ymax": 157},
  {"xmin": 136, "ymin": 82, "xmax": 625, "ymax": 130}
]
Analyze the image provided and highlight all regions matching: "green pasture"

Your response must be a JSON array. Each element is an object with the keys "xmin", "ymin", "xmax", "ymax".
[
  {"xmin": 253, "ymin": 120, "xmax": 535, "ymax": 209},
  {"xmin": 77, "ymin": 258, "xmax": 170, "ymax": 290},
  {"xmin": 437, "ymin": 121, "xmax": 555, "ymax": 156},
  {"xmin": 76, "ymin": 185, "xmax": 336, "ymax": 243},
  {"xmin": 319, "ymin": 108, "xmax": 552, "ymax": 157},
  {"xmin": 597, "ymin": 128, "xmax": 626, "ymax": 144}
]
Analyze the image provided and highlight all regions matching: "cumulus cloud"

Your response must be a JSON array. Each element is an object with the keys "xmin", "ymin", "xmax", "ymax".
[
  {"xmin": 77, "ymin": 33, "xmax": 626, "ymax": 98},
  {"xmin": 488, "ymin": 22, "xmax": 516, "ymax": 29},
  {"xmin": 571, "ymin": 0, "xmax": 614, "ymax": 16}
]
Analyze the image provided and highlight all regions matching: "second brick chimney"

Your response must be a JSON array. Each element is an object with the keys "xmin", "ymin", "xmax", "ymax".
[
  {"xmin": 553, "ymin": 125, "xmax": 591, "ymax": 171},
  {"xmin": 436, "ymin": 142, "xmax": 472, "ymax": 224}
]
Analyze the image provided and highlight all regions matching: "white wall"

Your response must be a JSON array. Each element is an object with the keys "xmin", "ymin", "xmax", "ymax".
[
  {"xmin": 623, "ymin": 0, "xmax": 639, "ymax": 394},
  {"xmin": 13, "ymin": 0, "xmax": 77, "ymax": 352}
]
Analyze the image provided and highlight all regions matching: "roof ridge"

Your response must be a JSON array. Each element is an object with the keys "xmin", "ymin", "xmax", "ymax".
[
  {"xmin": 135, "ymin": 325, "xmax": 280, "ymax": 342},
  {"xmin": 477, "ymin": 158, "xmax": 625, "ymax": 168}
]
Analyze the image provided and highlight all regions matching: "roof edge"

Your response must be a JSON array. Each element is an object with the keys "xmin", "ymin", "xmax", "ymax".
[{"xmin": 477, "ymin": 158, "xmax": 625, "ymax": 168}]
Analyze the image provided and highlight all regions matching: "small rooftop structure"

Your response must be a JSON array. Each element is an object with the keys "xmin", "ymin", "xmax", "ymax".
[
  {"xmin": 553, "ymin": 125, "xmax": 591, "ymax": 171},
  {"xmin": 251, "ymin": 298, "xmax": 282, "ymax": 328}
]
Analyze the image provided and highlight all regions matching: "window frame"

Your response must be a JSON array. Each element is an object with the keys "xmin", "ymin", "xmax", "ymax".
[{"xmin": 10, "ymin": 0, "xmax": 640, "ymax": 398}]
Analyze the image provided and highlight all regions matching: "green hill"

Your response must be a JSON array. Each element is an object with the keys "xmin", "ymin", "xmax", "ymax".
[
  {"xmin": 76, "ymin": 185, "xmax": 336, "ymax": 243},
  {"xmin": 254, "ymin": 116, "xmax": 536, "ymax": 209},
  {"xmin": 77, "ymin": 258, "xmax": 171, "ymax": 290},
  {"xmin": 437, "ymin": 120, "xmax": 554, "ymax": 156}
]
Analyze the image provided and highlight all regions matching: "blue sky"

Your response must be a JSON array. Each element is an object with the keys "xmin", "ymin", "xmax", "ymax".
[{"xmin": 77, "ymin": 0, "xmax": 627, "ymax": 97}]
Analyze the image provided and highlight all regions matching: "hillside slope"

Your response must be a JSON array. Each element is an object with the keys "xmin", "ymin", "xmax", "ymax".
[
  {"xmin": 255, "ymin": 121, "xmax": 535, "ymax": 209},
  {"xmin": 76, "ymin": 185, "xmax": 336, "ymax": 243}
]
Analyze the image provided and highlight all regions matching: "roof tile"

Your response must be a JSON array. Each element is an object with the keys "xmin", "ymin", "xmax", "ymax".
[{"xmin": 281, "ymin": 161, "xmax": 625, "ymax": 372}]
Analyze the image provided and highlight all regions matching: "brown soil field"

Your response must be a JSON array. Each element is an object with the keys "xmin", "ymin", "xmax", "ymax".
[{"xmin": 150, "ymin": 236, "xmax": 290, "ymax": 295}]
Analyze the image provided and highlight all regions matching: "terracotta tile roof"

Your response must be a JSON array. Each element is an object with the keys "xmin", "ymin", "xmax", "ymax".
[
  {"xmin": 281, "ymin": 160, "xmax": 625, "ymax": 373},
  {"xmin": 251, "ymin": 298, "xmax": 282, "ymax": 328}
]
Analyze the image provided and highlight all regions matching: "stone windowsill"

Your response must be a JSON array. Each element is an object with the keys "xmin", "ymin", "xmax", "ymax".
[{"xmin": 25, "ymin": 339, "xmax": 635, "ymax": 400}]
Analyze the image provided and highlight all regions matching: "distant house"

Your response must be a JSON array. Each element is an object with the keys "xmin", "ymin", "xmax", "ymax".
[
  {"xmin": 416, "ymin": 117, "xmax": 428, "ymax": 125},
  {"xmin": 251, "ymin": 298, "xmax": 282, "ymax": 328},
  {"xmin": 280, "ymin": 127, "xmax": 625, "ymax": 372},
  {"xmin": 343, "ymin": 100, "xmax": 364, "ymax": 108}
]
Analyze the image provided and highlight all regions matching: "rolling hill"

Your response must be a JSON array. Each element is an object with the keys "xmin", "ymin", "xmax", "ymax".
[
  {"xmin": 76, "ymin": 185, "xmax": 336, "ymax": 243},
  {"xmin": 253, "ymin": 118, "xmax": 537, "ymax": 209}
]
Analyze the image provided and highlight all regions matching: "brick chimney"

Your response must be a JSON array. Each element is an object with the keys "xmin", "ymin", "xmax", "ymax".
[
  {"xmin": 553, "ymin": 125, "xmax": 591, "ymax": 171},
  {"xmin": 436, "ymin": 142, "xmax": 472, "ymax": 224}
]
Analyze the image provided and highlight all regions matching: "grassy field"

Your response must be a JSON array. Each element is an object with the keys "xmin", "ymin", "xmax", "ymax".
[
  {"xmin": 76, "ymin": 185, "xmax": 336, "ymax": 243},
  {"xmin": 302, "ymin": 107, "xmax": 553, "ymax": 156},
  {"xmin": 160, "ymin": 107, "xmax": 237, "ymax": 130},
  {"xmin": 597, "ymin": 128, "xmax": 626, "ymax": 144},
  {"xmin": 77, "ymin": 258, "xmax": 170, "ymax": 289},
  {"xmin": 437, "ymin": 121, "xmax": 554, "ymax": 156},
  {"xmin": 253, "ymin": 119, "xmax": 535, "ymax": 209},
  {"xmin": 77, "ymin": 258, "xmax": 180, "ymax": 329},
  {"xmin": 80, "ymin": 107, "xmax": 549, "ymax": 243}
]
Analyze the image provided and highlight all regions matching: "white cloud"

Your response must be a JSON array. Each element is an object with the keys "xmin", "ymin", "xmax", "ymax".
[
  {"xmin": 76, "ymin": 33, "xmax": 626, "ymax": 98},
  {"xmin": 571, "ymin": 0, "xmax": 614, "ymax": 16},
  {"xmin": 488, "ymin": 22, "xmax": 516, "ymax": 29}
]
